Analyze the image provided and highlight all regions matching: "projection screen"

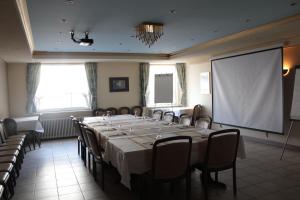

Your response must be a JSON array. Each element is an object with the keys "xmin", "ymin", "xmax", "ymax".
[{"xmin": 212, "ymin": 48, "xmax": 283, "ymax": 134}]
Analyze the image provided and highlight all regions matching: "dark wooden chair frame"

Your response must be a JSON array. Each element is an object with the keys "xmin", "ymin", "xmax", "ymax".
[
  {"xmin": 83, "ymin": 127, "xmax": 106, "ymax": 190},
  {"xmin": 194, "ymin": 115, "xmax": 213, "ymax": 129},
  {"xmin": 191, "ymin": 104, "xmax": 202, "ymax": 126},
  {"xmin": 152, "ymin": 110, "xmax": 163, "ymax": 120},
  {"xmin": 163, "ymin": 111, "xmax": 175, "ymax": 122},
  {"xmin": 106, "ymin": 107, "xmax": 118, "ymax": 115},
  {"xmin": 93, "ymin": 108, "xmax": 106, "ymax": 116},
  {"xmin": 118, "ymin": 107, "xmax": 131, "ymax": 115},
  {"xmin": 195, "ymin": 129, "xmax": 240, "ymax": 200},
  {"xmin": 131, "ymin": 106, "xmax": 143, "ymax": 116},
  {"xmin": 141, "ymin": 136, "xmax": 192, "ymax": 200}
]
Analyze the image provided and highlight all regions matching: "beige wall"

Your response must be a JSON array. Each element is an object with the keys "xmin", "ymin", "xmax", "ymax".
[
  {"xmin": 186, "ymin": 46, "xmax": 300, "ymax": 147},
  {"xmin": 7, "ymin": 63, "xmax": 27, "ymax": 117},
  {"xmin": 7, "ymin": 62, "xmax": 140, "ymax": 117},
  {"xmin": 0, "ymin": 59, "xmax": 9, "ymax": 118},
  {"xmin": 97, "ymin": 62, "xmax": 140, "ymax": 108}
]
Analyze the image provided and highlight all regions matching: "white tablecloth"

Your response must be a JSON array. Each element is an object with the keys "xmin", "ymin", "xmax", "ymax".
[
  {"xmin": 84, "ymin": 115, "xmax": 246, "ymax": 189},
  {"xmin": 13, "ymin": 116, "xmax": 44, "ymax": 132}
]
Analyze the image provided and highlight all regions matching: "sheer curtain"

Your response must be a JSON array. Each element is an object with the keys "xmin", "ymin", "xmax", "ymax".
[
  {"xmin": 85, "ymin": 62, "xmax": 98, "ymax": 110},
  {"xmin": 139, "ymin": 63, "xmax": 150, "ymax": 107},
  {"xmin": 176, "ymin": 63, "xmax": 187, "ymax": 106},
  {"xmin": 26, "ymin": 63, "xmax": 41, "ymax": 113}
]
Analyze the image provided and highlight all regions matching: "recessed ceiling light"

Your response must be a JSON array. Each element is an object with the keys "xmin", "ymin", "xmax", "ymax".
[
  {"xmin": 170, "ymin": 9, "xmax": 176, "ymax": 14},
  {"xmin": 290, "ymin": 2, "xmax": 297, "ymax": 6},
  {"xmin": 60, "ymin": 18, "xmax": 67, "ymax": 23}
]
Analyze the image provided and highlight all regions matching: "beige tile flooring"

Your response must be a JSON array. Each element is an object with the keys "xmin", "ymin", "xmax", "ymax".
[{"xmin": 11, "ymin": 138, "xmax": 300, "ymax": 200}]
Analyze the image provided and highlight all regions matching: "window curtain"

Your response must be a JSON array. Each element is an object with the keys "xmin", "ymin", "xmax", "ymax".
[
  {"xmin": 176, "ymin": 63, "xmax": 187, "ymax": 106},
  {"xmin": 85, "ymin": 62, "xmax": 97, "ymax": 110},
  {"xmin": 26, "ymin": 63, "xmax": 41, "ymax": 113},
  {"xmin": 139, "ymin": 63, "xmax": 150, "ymax": 107}
]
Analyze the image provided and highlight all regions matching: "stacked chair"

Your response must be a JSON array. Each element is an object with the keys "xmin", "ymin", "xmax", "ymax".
[{"xmin": 0, "ymin": 120, "xmax": 28, "ymax": 200}]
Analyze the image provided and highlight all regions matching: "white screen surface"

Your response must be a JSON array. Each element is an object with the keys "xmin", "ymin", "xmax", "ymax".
[
  {"xmin": 291, "ymin": 67, "xmax": 300, "ymax": 120},
  {"xmin": 155, "ymin": 74, "xmax": 173, "ymax": 103},
  {"xmin": 212, "ymin": 48, "xmax": 283, "ymax": 133}
]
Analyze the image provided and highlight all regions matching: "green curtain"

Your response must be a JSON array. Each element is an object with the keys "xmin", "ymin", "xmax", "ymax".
[
  {"xmin": 139, "ymin": 63, "xmax": 150, "ymax": 107},
  {"xmin": 85, "ymin": 62, "xmax": 98, "ymax": 110},
  {"xmin": 26, "ymin": 63, "xmax": 41, "ymax": 113},
  {"xmin": 176, "ymin": 63, "xmax": 187, "ymax": 106}
]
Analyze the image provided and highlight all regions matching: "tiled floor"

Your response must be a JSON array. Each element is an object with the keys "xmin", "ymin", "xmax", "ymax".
[{"xmin": 11, "ymin": 138, "xmax": 300, "ymax": 200}]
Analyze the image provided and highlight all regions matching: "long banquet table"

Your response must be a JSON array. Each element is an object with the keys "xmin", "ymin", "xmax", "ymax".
[{"xmin": 84, "ymin": 114, "xmax": 246, "ymax": 189}]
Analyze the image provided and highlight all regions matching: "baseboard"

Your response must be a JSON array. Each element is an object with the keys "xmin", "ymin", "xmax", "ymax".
[{"xmin": 243, "ymin": 135, "xmax": 300, "ymax": 152}]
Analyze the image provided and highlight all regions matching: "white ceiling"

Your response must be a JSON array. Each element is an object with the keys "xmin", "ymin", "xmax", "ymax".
[{"xmin": 26, "ymin": 0, "xmax": 300, "ymax": 54}]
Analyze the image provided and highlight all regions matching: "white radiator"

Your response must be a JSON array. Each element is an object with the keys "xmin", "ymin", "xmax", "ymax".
[{"xmin": 40, "ymin": 117, "xmax": 77, "ymax": 139}]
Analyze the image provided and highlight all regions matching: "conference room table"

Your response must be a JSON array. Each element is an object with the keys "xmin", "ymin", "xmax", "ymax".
[{"xmin": 83, "ymin": 115, "xmax": 246, "ymax": 189}]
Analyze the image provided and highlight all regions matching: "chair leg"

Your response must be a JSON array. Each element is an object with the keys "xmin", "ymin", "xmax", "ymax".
[
  {"xmin": 233, "ymin": 164, "xmax": 237, "ymax": 195},
  {"xmin": 186, "ymin": 170, "xmax": 191, "ymax": 200},
  {"xmin": 88, "ymin": 152, "xmax": 91, "ymax": 172},
  {"xmin": 92, "ymin": 156, "xmax": 97, "ymax": 181},
  {"xmin": 101, "ymin": 162, "xmax": 104, "ymax": 190},
  {"xmin": 37, "ymin": 134, "xmax": 42, "ymax": 147},
  {"xmin": 77, "ymin": 140, "xmax": 80, "ymax": 155},
  {"xmin": 203, "ymin": 170, "xmax": 209, "ymax": 200},
  {"xmin": 215, "ymin": 171, "xmax": 218, "ymax": 182}
]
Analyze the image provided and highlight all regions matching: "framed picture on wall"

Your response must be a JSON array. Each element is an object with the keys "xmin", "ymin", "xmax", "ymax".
[
  {"xmin": 200, "ymin": 72, "xmax": 210, "ymax": 94},
  {"xmin": 109, "ymin": 77, "xmax": 129, "ymax": 92}
]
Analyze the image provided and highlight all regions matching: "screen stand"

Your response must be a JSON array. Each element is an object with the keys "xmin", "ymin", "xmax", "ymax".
[{"xmin": 280, "ymin": 120, "xmax": 294, "ymax": 160}]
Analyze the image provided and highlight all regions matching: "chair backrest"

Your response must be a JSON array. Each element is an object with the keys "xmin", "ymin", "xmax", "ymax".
[
  {"xmin": 106, "ymin": 107, "xmax": 118, "ymax": 115},
  {"xmin": 195, "ymin": 115, "xmax": 212, "ymax": 129},
  {"xmin": 71, "ymin": 117, "xmax": 87, "ymax": 147},
  {"xmin": 131, "ymin": 106, "xmax": 143, "ymax": 116},
  {"xmin": 205, "ymin": 129, "xmax": 240, "ymax": 170},
  {"xmin": 191, "ymin": 104, "xmax": 202, "ymax": 126},
  {"xmin": 152, "ymin": 110, "xmax": 163, "ymax": 120},
  {"xmin": 2, "ymin": 118, "xmax": 17, "ymax": 137},
  {"xmin": 152, "ymin": 136, "xmax": 192, "ymax": 181},
  {"xmin": 118, "ymin": 107, "xmax": 130, "ymax": 115},
  {"xmin": 83, "ymin": 127, "xmax": 103, "ymax": 160},
  {"xmin": 163, "ymin": 111, "xmax": 175, "ymax": 123},
  {"xmin": 93, "ymin": 108, "xmax": 106, "ymax": 116},
  {"xmin": 179, "ymin": 114, "xmax": 191, "ymax": 126}
]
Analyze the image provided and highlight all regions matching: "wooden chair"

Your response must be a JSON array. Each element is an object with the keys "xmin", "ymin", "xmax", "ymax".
[
  {"xmin": 163, "ymin": 111, "xmax": 175, "ymax": 123},
  {"xmin": 194, "ymin": 129, "xmax": 240, "ymax": 200},
  {"xmin": 152, "ymin": 110, "xmax": 163, "ymax": 120},
  {"xmin": 131, "ymin": 106, "xmax": 143, "ymax": 116},
  {"xmin": 179, "ymin": 114, "xmax": 192, "ymax": 126},
  {"xmin": 140, "ymin": 136, "xmax": 192, "ymax": 200},
  {"xmin": 106, "ymin": 107, "xmax": 118, "ymax": 115},
  {"xmin": 118, "ymin": 107, "xmax": 130, "ymax": 115},
  {"xmin": 72, "ymin": 118, "xmax": 88, "ymax": 167},
  {"xmin": 93, "ymin": 108, "xmax": 106, "ymax": 116},
  {"xmin": 194, "ymin": 115, "xmax": 212, "ymax": 129},
  {"xmin": 83, "ymin": 127, "xmax": 106, "ymax": 189},
  {"xmin": 190, "ymin": 104, "xmax": 202, "ymax": 126}
]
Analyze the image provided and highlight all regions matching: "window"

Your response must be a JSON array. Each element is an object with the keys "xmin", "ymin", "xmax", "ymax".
[
  {"xmin": 146, "ymin": 64, "xmax": 182, "ymax": 107},
  {"xmin": 35, "ymin": 64, "xmax": 91, "ymax": 111}
]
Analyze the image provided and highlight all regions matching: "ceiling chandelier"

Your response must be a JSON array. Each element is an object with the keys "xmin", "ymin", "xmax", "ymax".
[{"xmin": 135, "ymin": 22, "xmax": 163, "ymax": 47}]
